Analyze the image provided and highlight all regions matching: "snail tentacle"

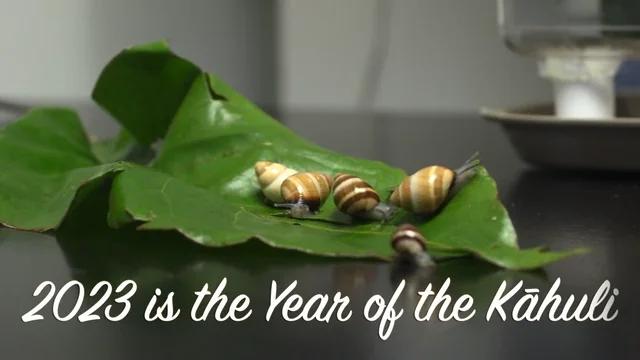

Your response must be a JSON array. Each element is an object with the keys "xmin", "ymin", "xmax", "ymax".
[
  {"xmin": 462, "ymin": 151, "xmax": 480, "ymax": 166},
  {"xmin": 454, "ymin": 157, "xmax": 481, "ymax": 177}
]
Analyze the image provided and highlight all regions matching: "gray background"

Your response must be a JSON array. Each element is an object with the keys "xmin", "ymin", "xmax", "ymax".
[{"xmin": 0, "ymin": 0, "xmax": 607, "ymax": 133}]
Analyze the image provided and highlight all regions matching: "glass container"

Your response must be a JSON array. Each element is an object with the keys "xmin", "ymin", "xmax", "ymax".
[{"xmin": 498, "ymin": 0, "xmax": 640, "ymax": 119}]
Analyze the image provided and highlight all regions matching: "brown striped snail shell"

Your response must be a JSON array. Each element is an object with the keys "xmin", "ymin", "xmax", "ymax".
[
  {"xmin": 274, "ymin": 171, "xmax": 333, "ymax": 218},
  {"xmin": 332, "ymin": 173, "xmax": 396, "ymax": 221},
  {"xmin": 389, "ymin": 165, "xmax": 455, "ymax": 214},
  {"xmin": 255, "ymin": 161, "xmax": 298, "ymax": 203},
  {"xmin": 389, "ymin": 153, "xmax": 480, "ymax": 215},
  {"xmin": 391, "ymin": 224, "xmax": 435, "ymax": 267}
]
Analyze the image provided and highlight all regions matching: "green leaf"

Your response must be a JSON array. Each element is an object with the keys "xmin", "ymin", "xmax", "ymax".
[
  {"xmin": 0, "ymin": 108, "xmax": 129, "ymax": 231},
  {"xmin": 108, "ymin": 163, "xmax": 585, "ymax": 270},
  {"xmin": 90, "ymin": 128, "xmax": 137, "ymax": 163},
  {"xmin": 0, "ymin": 39, "xmax": 585, "ymax": 271},
  {"xmin": 90, "ymin": 128, "xmax": 157, "ymax": 165},
  {"xmin": 108, "ymin": 165, "xmax": 403, "ymax": 259},
  {"xmin": 97, "ymin": 45, "xmax": 585, "ymax": 269},
  {"xmin": 91, "ymin": 39, "xmax": 202, "ymax": 146}
]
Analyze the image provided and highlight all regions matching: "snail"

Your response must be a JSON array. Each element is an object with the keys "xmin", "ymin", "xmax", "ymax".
[
  {"xmin": 391, "ymin": 224, "xmax": 435, "ymax": 268},
  {"xmin": 273, "ymin": 171, "xmax": 333, "ymax": 218},
  {"xmin": 388, "ymin": 152, "xmax": 480, "ymax": 215},
  {"xmin": 255, "ymin": 161, "xmax": 298, "ymax": 203},
  {"xmin": 331, "ymin": 173, "xmax": 397, "ymax": 222}
]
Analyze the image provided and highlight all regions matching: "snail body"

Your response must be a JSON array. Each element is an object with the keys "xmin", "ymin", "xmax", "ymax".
[
  {"xmin": 389, "ymin": 152, "xmax": 480, "ymax": 215},
  {"xmin": 332, "ymin": 173, "xmax": 397, "ymax": 222},
  {"xmin": 391, "ymin": 224, "xmax": 435, "ymax": 268},
  {"xmin": 255, "ymin": 161, "xmax": 298, "ymax": 203},
  {"xmin": 274, "ymin": 171, "xmax": 333, "ymax": 218}
]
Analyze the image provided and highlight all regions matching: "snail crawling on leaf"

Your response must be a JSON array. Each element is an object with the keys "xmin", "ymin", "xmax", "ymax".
[
  {"xmin": 391, "ymin": 224, "xmax": 435, "ymax": 268},
  {"xmin": 388, "ymin": 152, "xmax": 481, "ymax": 216},
  {"xmin": 332, "ymin": 173, "xmax": 397, "ymax": 223},
  {"xmin": 254, "ymin": 161, "xmax": 299, "ymax": 203},
  {"xmin": 272, "ymin": 171, "xmax": 334, "ymax": 219}
]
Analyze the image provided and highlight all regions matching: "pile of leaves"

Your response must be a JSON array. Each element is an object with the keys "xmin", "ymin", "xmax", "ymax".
[{"xmin": 0, "ymin": 40, "xmax": 586, "ymax": 270}]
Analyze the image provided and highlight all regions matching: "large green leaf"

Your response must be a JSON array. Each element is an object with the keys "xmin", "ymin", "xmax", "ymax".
[
  {"xmin": 92, "ymin": 40, "xmax": 586, "ymax": 269},
  {"xmin": 108, "ymin": 163, "xmax": 584, "ymax": 269},
  {"xmin": 0, "ymin": 108, "xmax": 129, "ymax": 231},
  {"xmin": 0, "ymin": 40, "xmax": 586, "ymax": 271},
  {"xmin": 91, "ymin": 39, "xmax": 201, "ymax": 146}
]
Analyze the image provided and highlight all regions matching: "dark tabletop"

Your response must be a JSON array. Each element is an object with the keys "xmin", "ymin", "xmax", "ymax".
[{"xmin": 0, "ymin": 111, "xmax": 638, "ymax": 360}]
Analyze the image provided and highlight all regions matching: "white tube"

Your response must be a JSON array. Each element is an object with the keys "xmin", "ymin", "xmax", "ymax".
[
  {"xmin": 553, "ymin": 79, "xmax": 615, "ymax": 119},
  {"xmin": 538, "ymin": 47, "xmax": 626, "ymax": 119}
]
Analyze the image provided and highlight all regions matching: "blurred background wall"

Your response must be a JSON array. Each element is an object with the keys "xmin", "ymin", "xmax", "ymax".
[
  {"xmin": 0, "ymin": 0, "xmax": 278, "ymax": 135},
  {"xmin": 278, "ymin": 0, "xmax": 552, "ymax": 113},
  {"xmin": 0, "ymin": 0, "xmax": 555, "ymax": 133}
]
